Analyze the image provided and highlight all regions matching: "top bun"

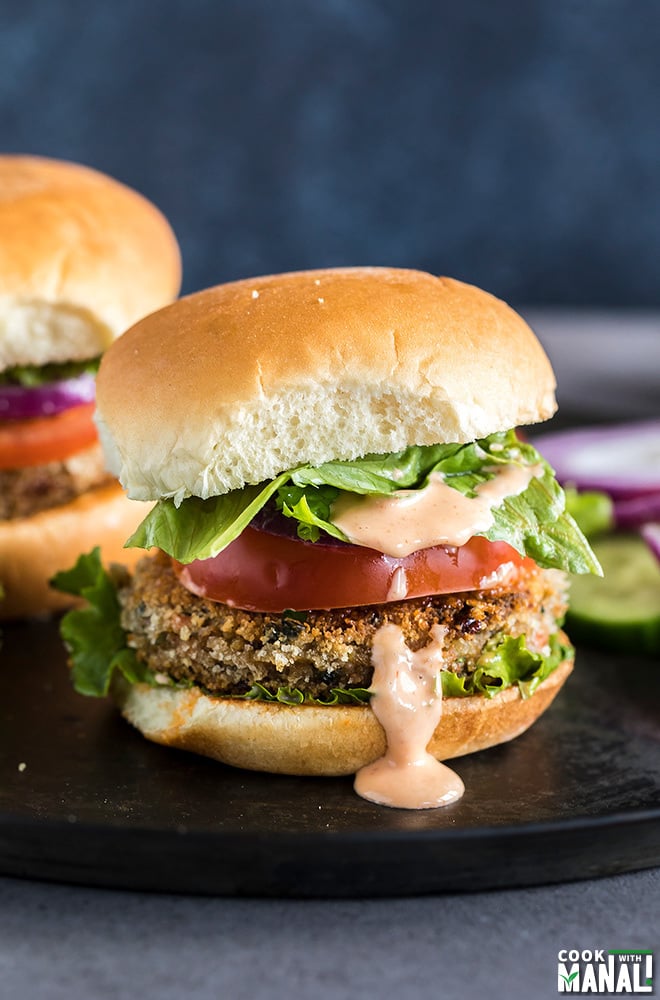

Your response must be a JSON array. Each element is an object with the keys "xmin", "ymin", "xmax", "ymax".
[
  {"xmin": 96, "ymin": 267, "xmax": 556, "ymax": 502},
  {"xmin": 0, "ymin": 155, "xmax": 181, "ymax": 371}
]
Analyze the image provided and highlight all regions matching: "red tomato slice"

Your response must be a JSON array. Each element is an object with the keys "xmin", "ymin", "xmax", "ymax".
[
  {"xmin": 0, "ymin": 402, "xmax": 98, "ymax": 469},
  {"xmin": 173, "ymin": 526, "xmax": 534, "ymax": 612}
]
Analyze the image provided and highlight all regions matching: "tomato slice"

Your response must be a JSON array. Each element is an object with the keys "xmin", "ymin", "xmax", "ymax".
[
  {"xmin": 0, "ymin": 402, "xmax": 98, "ymax": 469},
  {"xmin": 173, "ymin": 526, "xmax": 534, "ymax": 612}
]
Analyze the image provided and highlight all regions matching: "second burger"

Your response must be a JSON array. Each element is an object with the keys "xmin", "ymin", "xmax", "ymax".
[{"xmin": 0, "ymin": 155, "xmax": 181, "ymax": 617}]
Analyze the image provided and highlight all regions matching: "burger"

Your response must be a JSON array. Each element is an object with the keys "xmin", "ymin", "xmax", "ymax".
[
  {"xmin": 0, "ymin": 155, "xmax": 181, "ymax": 618},
  {"xmin": 56, "ymin": 268, "xmax": 600, "ymax": 807}
]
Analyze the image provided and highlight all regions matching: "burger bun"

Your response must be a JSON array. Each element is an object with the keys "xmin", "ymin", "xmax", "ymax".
[
  {"xmin": 0, "ymin": 155, "xmax": 181, "ymax": 370},
  {"xmin": 96, "ymin": 268, "xmax": 557, "ymax": 503},
  {"xmin": 113, "ymin": 656, "xmax": 573, "ymax": 777},
  {"xmin": 0, "ymin": 483, "xmax": 152, "ymax": 619}
]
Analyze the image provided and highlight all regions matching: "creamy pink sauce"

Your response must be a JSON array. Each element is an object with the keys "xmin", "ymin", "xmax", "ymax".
[
  {"xmin": 332, "ymin": 464, "xmax": 540, "ymax": 557},
  {"xmin": 386, "ymin": 566, "xmax": 408, "ymax": 601},
  {"xmin": 354, "ymin": 623, "xmax": 465, "ymax": 809}
]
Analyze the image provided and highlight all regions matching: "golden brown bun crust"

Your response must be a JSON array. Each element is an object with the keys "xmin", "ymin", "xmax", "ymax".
[
  {"xmin": 0, "ymin": 155, "xmax": 181, "ymax": 368},
  {"xmin": 0, "ymin": 483, "xmax": 152, "ymax": 619},
  {"xmin": 114, "ymin": 657, "xmax": 573, "ymax": 776},
  {"xmin": 96, "ymin": 268, "xmax": 557, "ymax": 502}
]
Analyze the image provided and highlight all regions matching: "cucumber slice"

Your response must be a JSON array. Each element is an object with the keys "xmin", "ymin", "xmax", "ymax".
[{"xmin": 567, "ymin": 534, "xmax": 660, "ymax": 654}]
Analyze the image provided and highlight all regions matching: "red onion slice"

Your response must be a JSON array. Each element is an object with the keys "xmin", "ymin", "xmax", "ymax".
[
  {"xmin": 0, "ymin": 372, "xmax": 96, "ymax": 421},
  {"xmin": 533, "ymin": 420, "xmax": 660, "ymax": 499},
  {"xmin": 614, "ymin": 491, "xmax": 660, "ymax": 529},
  {"xmin": 641, "ymin": 523, "xmax": 660, "ymax": 565},
  {"xmin": 251, "ymin": 504, "xmax": 348, "ymax": 546}
]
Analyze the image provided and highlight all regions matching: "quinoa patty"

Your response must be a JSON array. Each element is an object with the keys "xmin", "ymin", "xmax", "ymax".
[
  {"xmin": 119, "ymin": 551, "xmax": 569, "ymax": 700},
  {"xmin": 0, "ymin": 443, "xmax": 112, "ymax": 519}
]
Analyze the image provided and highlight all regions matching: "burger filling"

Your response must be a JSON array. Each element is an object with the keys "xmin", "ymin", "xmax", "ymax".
[
  {"xmin": 55, "ymin": 427, "xmax": 596, "ymax": 706},
  {"xmin": 0, "ymin": 443, "xmax": 112, "ymax": 519},
  {"xmin": 125, "ymin": 429, "xmax": 601, "ymax": 577},
  {"xmin": 118, "ymin": 550, "xmax": 570, "ymax": 703},
  {"xmin": 0, "ymin": 357, "xmax": 104, "ymax": 519}
]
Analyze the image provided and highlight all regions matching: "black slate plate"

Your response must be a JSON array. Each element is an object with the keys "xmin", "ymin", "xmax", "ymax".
[{"xmin": 1, "ymin": 617, "xmax": 659, "ymax": 897}]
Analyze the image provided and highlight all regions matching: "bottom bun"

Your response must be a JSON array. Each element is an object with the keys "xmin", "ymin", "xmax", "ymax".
[
  {"xmin": 114, "ymin": 657, "xmax": 573, "ymax": 777},
  {"xmin": 0, "ymin": 482, "xmax": 152, "ymax": 619}
]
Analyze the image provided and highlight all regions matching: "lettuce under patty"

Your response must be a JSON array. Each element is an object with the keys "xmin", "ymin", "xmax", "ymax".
[
  {"xmin": 127, "ymin": 430, "xmax": 601, "ymax": 576},
  {"xmin": 53, "ymin": 548, "xmax": 571, "ymax": 703},
  {"xmin": 440, "ymin": 632, "xmax": 571, "ymax": 699}
]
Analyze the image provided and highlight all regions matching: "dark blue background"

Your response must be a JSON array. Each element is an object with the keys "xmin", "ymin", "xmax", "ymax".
[{"xmin": 1, "ymin": 0, "xmax": 659, "ymax": 304}]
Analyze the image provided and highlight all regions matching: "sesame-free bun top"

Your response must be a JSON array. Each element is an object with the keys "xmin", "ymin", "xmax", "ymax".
[
  {"xmin": 0, "ymin": 155, "xmax": 181, "ymax": 371},
  {"xmin": 96, "ymin": 267, "xmax": 557, "ymax": 503}
]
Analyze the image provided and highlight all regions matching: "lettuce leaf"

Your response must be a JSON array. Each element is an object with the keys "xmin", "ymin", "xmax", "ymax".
[
  {"xmin": 241, "ymin": 682, "xmax": 373, "ymax": 706},
  {"xmin": 126, "ymin": 472, "xmax": 291, "ymax": 561},
  {"xmin": 563, "ymin": 486, "xmax": 614, "ymax": 538},
  {"xmin": 125, "ymin": 429, "xmax": 599, "ymax": 577},
  {"xmin": 289, "ymin": 443, "xmax": 459, "ymax": 494},
  {"xmin": 276, "ymin": 484, "xmax": 347, "ymax": 543},
  {"xmin": 483, "ymin": 469, "xmax": 601, "ymax": 575},
  {"xmin": 440, "ymin": 632, "xmax": 572, "ymax": 700},
  {"xmin": 52, "ymin": 548, "xmax": 154, "ymax": 696},
  {"xmin": 0, "ymin": 356, "xmax": 101, "ymax": 386}
]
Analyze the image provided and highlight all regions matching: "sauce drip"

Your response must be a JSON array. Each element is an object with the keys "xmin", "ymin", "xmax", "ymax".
[
  {"xmin": 333, "ymin": 463, "xmax": 540, "ymax": 557},
  {"xmin": 354, "ymin": 623, "xmax": 465, "ymax": 809},
  {"xmin": 386, "ymin": 565, "xmax": 408, "ymax": 601}
]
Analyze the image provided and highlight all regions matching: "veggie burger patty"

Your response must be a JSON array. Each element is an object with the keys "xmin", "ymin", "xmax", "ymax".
[
  {"xmin": 0, "ymin": 443, "xmax": 112, "ymax": 520},
  {"xmin": 119, "ymin": 551, "xmax": 569, "ymax": 701}
]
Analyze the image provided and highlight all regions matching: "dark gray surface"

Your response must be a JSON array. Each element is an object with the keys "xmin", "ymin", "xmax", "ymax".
[
  {"xmin": 2, "ymin": 617, "xmax": 660, "ymax": 896},
  {"xmin": 1, "ymin": 1, "xmax": 660, "ymax": 304},
  {"xmin": 1, "ymin": 869, "xmax": 658, "ymax": 1000},
  {"xmin": 523, "ymin": 310, "xmax": 660, "ymax": 426}
]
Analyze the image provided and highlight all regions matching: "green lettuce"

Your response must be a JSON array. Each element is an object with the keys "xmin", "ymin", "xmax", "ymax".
[
  {"xmin": 241, "ymin": 682, "xmax": 373, "ymax": 707},
  {"xmin": 563, "ymin": 486, "xmax": 614, "ymax": 538},
  {"xmin": 52, "ymin": 548, "xmax": 154, "ymax": 696},
  {"xmin": 0, "ymin": 356, "xmax": 101, "ymax": 386},
  {"xmin": 129, "ymin": 473, "xmax": 290, "ymax": 563},
  {"xmin": 440, "ymin": 632, "xmax": 572, "ymax": 700},
  {"xmin": 276, "ymin": 485, "xmax": 347, "ymax": 543},
  {"xmin": 126, "ymin": 430, "xmax": 601, "ymax": 576}
]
